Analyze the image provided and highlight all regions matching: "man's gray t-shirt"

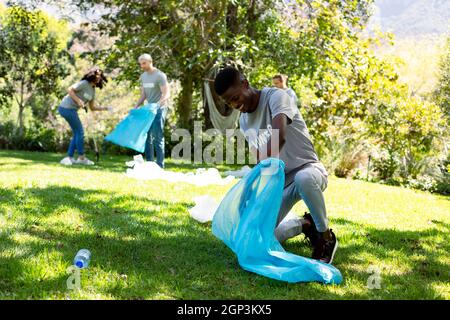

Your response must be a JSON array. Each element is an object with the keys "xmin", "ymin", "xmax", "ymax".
[
  {"xmin": 239, "ymin": 87, "xmax": 327, "ymax": 187},
  {"xmin": 285, "ymin": 88, "xmax": 299, "ymax": 107},
  {"xmin": 140, "ymin": 69, "xmax": 168, "ymax": 104},
  {"xmin": 60, "ymin": 80, "xmax": 95, "ymax": 110}
]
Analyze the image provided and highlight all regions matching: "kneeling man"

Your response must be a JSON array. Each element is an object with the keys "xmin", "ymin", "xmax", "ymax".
[{"xmin": 214, "ymin": 67, "xmax": 338, "ymax": 264}]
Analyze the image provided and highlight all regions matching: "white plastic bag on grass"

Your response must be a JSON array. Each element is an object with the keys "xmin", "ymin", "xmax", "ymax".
[
  {"xmin": 125, "ymin": 157, "xmax": 235, "ymax": 186},
  {"xmin": 125, "ymin": 154, "xmax": 145, "ymax": 167},
  {"xmin": 189, "ymin": 195, "xmax": 219, "ymax": 223},
  {"xmin": 224, "ymin": 165, "xmax": 252, "ymax": 178}
]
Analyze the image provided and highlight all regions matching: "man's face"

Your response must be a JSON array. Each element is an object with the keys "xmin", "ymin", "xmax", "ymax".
[
  {"xmin": 139, "ymin": 60, "xmax": 152, "ymax": 71},
  {"xmin": 272, "ymin": 77, "xmax": 283, "ymax": 89},
  {"xmin": 221, "ymin": 79, "xmax": 255, "ymax": 113}
]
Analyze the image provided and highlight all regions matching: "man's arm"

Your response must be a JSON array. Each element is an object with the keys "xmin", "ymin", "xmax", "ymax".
[
  {"xmin": 291, "ymin": 91, "xmax": 299, "ymax": 107},
  {"xmin": 134, "ymin": 86, "xmax": 146, "ymax": 109},
  {"xmin": 159, "ymin": 83, "xmax": 170, "ymax": 106},
  {"xmin": 256, "ymin": 113, "xmax": 289, "ymax": 162}
]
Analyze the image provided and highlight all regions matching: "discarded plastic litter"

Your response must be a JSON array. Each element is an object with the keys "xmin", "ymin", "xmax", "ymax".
[
  {"xmin": 224, "ymin": 165, "xmax": 252, "ymax": 178},
  {"xmin": 189, "ymin": 195, "xmax": 219, "ymax": 223},
  {"xmin": 125, "ymin": 154, "xmax": 145, "ymax": 167},
  {"xmin": 73, "ymin": 249, "xmax": 91, "ymax": 269},
  {"xmin": 212, "ymin": 158, "xmax": 343, "ymax": 284},
  {"xmin": 125, "ymin": 158, "xmax": 235, "ymax": 186}
]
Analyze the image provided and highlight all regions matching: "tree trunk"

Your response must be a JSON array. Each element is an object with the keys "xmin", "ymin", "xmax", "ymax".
[
  {"xmin": 203, "ymin": 83, "xmax": 213, "ymax": 130},
  {"xmin": 17, "ymin": 104, "xmax": 25, "ymax": 136},
  {"xmin": 247, "ymin": 0, "xmax": 257, "ymax": 39},
  {"xmin": 177, "ymin": 73, "xmax": 193, "ymax": 129},
  {"xmin": 17, "ymin": 78, "xmax": 25, "ymax": 136},
  {"xmin": 226, "ymin": 3, "xmax": 239, "ymax": 36},
  {"xmin": 198, "ymin": 0, "xmax": 239, "ymax": 130}
]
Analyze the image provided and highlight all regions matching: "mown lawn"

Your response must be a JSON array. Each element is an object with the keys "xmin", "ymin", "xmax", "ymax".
[{"xmin": 0, "ymin": 150, "xmax": 449, "ymax": 300}]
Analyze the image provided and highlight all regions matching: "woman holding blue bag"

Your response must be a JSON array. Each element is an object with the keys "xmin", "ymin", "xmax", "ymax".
[
  {"xmin": 58, "ymin": 67, "xmax": 111, "ymax": 166},
  {"xmin": 133, "ymin": 54, "xmax": 170, "ymax": 168}
]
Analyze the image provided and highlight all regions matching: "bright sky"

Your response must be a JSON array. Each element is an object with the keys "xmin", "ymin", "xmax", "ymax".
[
  {"xmin": 2, "ymin": 0, "xmax": 446, "ymax": 38},
  {"xmin": 0, "ymin": 0, "xmax": 102, "ymax": 25}
]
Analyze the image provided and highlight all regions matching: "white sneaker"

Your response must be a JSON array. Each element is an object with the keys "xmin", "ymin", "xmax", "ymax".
[
  {"xmin": 75, "ymin": 157, "xmax": 95, "ymax": 165},
  {"xmin": 60, "ymin": 157, "xmax": 74, "ymax": 166}
]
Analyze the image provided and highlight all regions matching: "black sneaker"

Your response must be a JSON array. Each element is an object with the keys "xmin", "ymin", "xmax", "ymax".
[
  {"xmin": 302, "ymin": 212, "xmax": 320, "ymax": 247},
  {"xmin": 312, "ymin": 229, "xmax": 338, "ymax": 264}
]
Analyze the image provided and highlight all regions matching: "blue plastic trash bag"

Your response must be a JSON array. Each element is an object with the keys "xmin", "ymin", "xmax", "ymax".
[
  {"xmin": 212, "ymin": 158, "xmax": 343, "ymax": 284},
  {"xmin": 105, "ymin": 103, "xmax": 157, "ymax": 153}
]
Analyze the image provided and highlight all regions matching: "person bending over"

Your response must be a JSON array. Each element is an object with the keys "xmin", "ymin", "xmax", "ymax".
[
  {"xmin": 58, "ymin": 67, "xmax": 110, "ymax": 166},
  {"xmin": 214, "ymin": 66, "xmax": 338, "ymax": 264}
]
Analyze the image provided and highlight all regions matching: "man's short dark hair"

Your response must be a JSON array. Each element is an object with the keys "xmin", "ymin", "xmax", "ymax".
[
  {"xmin": 273, "ymin": 74, "xmax": 288, "ymax": 82},
  {"xmin": 214, "ymin": 66, "xmax": 242, "ymax": 96},
  {"xmin": 272, "ymin": 74, "xmax": 283, "ymax": 81}
]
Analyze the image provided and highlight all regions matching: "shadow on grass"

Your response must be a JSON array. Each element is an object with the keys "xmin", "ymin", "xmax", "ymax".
[
  {"xmin": 0, "ymin": 150, "xmax": 240, "ymax": 175},
  {"xmin": 0, "ymin": 150, "xmax": 129, "ymax": 174},
  {"xmin": 0, "ymin": 185, "xmax": 238, "ymax": 299},
  {"xmin": 0, "ymin": 184, "xmax": 448, "ymax": 299}
]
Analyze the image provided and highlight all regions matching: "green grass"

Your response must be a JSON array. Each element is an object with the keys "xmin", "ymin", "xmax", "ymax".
[{"xmin": 0, "ymin": 150, "xmax": 449, "ymax": 300}]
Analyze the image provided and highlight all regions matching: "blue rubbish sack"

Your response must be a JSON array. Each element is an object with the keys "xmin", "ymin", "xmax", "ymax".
[
  {"xmin": 105, "ymin": 103, "xmax": 157, "ymax": 153},
  {"xmin": 212, "ymin": 158, "xmax": 343, "ymax": 284}
]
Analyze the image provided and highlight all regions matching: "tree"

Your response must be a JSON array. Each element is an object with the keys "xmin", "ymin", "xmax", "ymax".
[
  {"xmin": 0, "ymin": 5, "xmax": 69, "ymax": 134},
  {"xmin": 434, "ymin": 36, "xmax": 450, "ymax": 124},
  {"xmin": 72, "ymin": 0, "xmax": 280, "ymax": 128}
]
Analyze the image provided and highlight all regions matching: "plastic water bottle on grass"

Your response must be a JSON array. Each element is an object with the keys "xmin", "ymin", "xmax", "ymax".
[{"xmin": 74, "ymin": 249, "xmax": 91, "ymax": 269}]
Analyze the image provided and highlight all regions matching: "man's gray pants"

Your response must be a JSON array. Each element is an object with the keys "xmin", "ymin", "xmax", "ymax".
[{"xmin": 274, "ymin": 163, "xmax": 329, "ymax": 243}]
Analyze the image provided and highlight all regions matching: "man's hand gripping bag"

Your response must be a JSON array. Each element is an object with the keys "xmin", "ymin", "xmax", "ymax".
[{"xmin": 105, "ymin": 103, "xmax": 158, "ymax": 153}]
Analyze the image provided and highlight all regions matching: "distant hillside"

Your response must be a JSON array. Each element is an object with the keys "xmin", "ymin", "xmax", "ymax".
[{"xmin": 369, "ymin": 0, "xmax": 450, "ymax": 39}]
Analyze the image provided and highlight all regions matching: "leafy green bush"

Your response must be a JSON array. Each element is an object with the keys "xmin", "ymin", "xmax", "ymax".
[
  {"xmin": 0, "ymin": 120, "xmax": 15, "ymax": 149},
  {"xmin": 370, "ymin": 152, "xmax": 401, "ymax": 182},
  {"xmin": 434, "ymin": 162, "xmax": 450, "ymax": 195},
  {"xmin": 0, "ymin": 120, "xmax": 64, "ymax": 152},
  {"xmin": 24, "ymin": 123, "xmax": 60, "ymax": 151}
]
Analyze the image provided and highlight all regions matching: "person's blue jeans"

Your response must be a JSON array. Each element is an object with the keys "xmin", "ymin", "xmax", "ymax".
[
  {"xmin": 58, "ymin": 106, "xmax": 85, "ymax": 157},
  {"xmin": 144, "ymin": 106, "xmax": 167, "ymax": 168},
  {"xmin": 274, "ymin": 164, "xmax": 329, "ymax": 242}
]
